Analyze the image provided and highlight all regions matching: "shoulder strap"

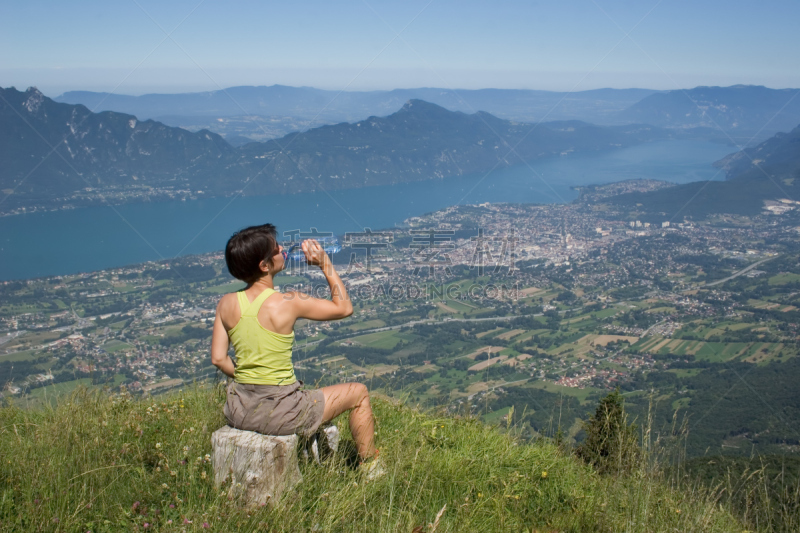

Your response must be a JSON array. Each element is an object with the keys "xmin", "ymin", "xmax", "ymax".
[{"xmin": 239, "ymin": 288, "xmax": 276, "ymax": 317}]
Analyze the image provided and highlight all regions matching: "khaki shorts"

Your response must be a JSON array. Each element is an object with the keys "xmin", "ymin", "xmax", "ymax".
[{"xmin": 223, "ymin": 380, "xmax": 325, "ymax": 438}]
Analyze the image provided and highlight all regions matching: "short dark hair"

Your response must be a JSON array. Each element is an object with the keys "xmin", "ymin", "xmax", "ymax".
[{"xmin": 225, "ymin": 223, "xmax": 278, "ymax": 284}]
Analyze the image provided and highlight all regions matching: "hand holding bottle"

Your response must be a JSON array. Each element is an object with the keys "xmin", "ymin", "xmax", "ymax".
[{"xmin": 302, "ymin": 239, "xmax": 329, "ymax": 267}]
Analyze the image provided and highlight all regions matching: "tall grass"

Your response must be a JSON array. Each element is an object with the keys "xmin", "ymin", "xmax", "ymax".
[{"xmin": 0, "ymin": 385, "xmax": 743, "ymax": 532}]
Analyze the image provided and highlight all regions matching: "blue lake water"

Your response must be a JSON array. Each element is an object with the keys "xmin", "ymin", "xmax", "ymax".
[{"xmin": 1, "ymin": 140, "xmax": 734, "ymax": 281}]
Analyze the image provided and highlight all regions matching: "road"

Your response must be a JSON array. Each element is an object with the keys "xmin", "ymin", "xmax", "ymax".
[{"xmin": 704, "ymin": 256, "xmax": 778, "ymax": 287}]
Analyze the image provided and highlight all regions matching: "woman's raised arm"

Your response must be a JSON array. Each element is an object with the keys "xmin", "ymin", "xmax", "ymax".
[{"xmin": 288, "ymin": 239, "xmax": 353, "ymax": 321}]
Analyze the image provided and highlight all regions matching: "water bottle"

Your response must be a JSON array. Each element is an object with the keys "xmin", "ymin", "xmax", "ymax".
[{"xmin": 282, "ymin": 236, "xmax": 342, "ymax": 262}]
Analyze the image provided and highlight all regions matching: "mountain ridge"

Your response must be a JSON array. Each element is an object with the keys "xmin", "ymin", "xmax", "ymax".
[
  {"xmin": 1, "ymin": 87, "xmax": 672, "ymax": 212},
  {"xmin": 617, "ymin": 85, "xmax": 800, "ymax": 142},
  {"xmin": 604, "ymin": 122, "xmax": 800, "ymax": 218}
]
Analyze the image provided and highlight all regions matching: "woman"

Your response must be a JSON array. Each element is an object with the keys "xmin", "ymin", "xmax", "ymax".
[{"xmin": 210, "ymin": 223, "xmax": 379, "ymax": 467}]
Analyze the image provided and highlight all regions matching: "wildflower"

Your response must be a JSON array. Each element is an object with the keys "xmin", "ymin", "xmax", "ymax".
[
  {"xmin": 162, "ymin": 483, "xmax": 168, "ymax": 489},
  {"xmin": 155, "ymin": 442, "xmax": 162, "ymax": 449},
  {"xmin": 167, "ymin": 520, "xmax": 173, "ymax": 524},
  {"xmin": 541, "ymin": 471, "xmax": 548, "ymax": 479},
  {"xmin": 156, "ymin": 467, "xmax": 161, "ymax": 472},
  {"xmin": 190, "ymin": 427, "xmax": 195, "ymax": 432},
  {"xmin": 170, "ymin": 471, "xmax": 177, "ymax": 477},
  {"xmin": 201, "ymin": 471, "xmax": 207, "ymax": 479},
  {"xmin": 183, "ymin": 445, "xmax": 189, "ymax": 454},
  {"xmin": 478, "ymin": 493, "xmax": 482, "ymax": 498},
  {"xmin": 183, "ymin": 518, "xmax": 192, "ymax": 525},
  {"xmin": 169, "ymin": 504, "xmax": 175, "ymax": 509},
  {"xmin": 132, "ymin": 501, "xmax": 140, "ymax": 511},
  {"xmin": 143, "ymin": 523, "xmax": 149, "ymax": 528},
  {"xmin": 203, "ymin": 523, "xmax": 210, "ymax": 529}
]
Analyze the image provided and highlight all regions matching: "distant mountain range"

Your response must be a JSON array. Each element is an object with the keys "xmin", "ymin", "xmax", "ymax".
[
  {"xmin": 55, "ymin": 85, "xmax": 658, "ymax": 127},
  {"xmin": 605, "ymin": 123, "xmax": 800, "ymax": 218},
  {"xmin": 0, "ymin": 87, "xmax": 671, "ymax": 210},
  {"xmin": 618, "ymin": 85, "xmax": 800, "ymax": 143},
  {"xmin": 54, "ymin": 85, "xmax": 800, "ymax": 146}
]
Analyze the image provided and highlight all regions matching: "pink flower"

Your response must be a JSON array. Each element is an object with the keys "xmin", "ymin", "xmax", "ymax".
[
  {"xmin": 143, "ymin": 523, "xmax": 149, "ymax": 528},
  {"xmin": 132, "ymin": 501, "xmax": 140, "ymax": 511},
  {"xmin": 169, "ymin": 504, "xmax": 175, "ymax": 508},
  {"xmin": 183, "ymin": 518, "xmax": 192, "ymax": 524},
  {"xmin": 203, "ymin": 522, "xmax": 210, "ymax": 529}
]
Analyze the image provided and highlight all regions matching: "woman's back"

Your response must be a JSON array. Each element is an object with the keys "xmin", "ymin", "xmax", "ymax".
[{"xmin": 226, "ymin": 288, "xmax": 295, "ymax": 385}]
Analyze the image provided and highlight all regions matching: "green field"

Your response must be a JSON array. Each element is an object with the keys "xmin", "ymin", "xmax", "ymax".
[
  {"xmin": 102, "ymin": 340, "xmax": 135, "ymax": 353},
  {"xmin": 200, "ymin": 280, "xmax": 247, "ymax": 295},
  {"xmin": 768, "ymin": 272, "xmax": 800, "ymax": 285},
  {"xmin": 352, "ymin": 329, "xmax": 405, "ymax": 350}
]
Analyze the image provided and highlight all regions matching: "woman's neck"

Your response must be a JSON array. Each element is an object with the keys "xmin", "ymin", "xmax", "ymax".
[{"xmin": 247, "ymin": 275, "xmax": 274, "ymax": 292}]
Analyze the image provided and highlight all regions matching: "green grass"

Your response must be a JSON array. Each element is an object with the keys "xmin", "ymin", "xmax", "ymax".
[
  {"xmin": 0, "ymin": 386, "xmax": 744, "ymax": 532},
  {"xmin": 768, "ymin": 273, "xmax": 800, "ymax": 285},
  {"xmin": 352, "ymin": 330, "xmax": 404, "ymax": 350},
  {"xmin": 200, "ymin": 281, "xmax": 247, "ymax": 295},
  {"xmin": 102, "ymin": 340, "xmax": 135, "ymax": 353},
  {"xmin": 346, "ymin": 319, "xmax": 386, "ymax": 332}
]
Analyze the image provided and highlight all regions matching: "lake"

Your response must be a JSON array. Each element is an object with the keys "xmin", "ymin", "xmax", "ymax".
[{"xmin": 1, "ymin": 140, "xmax": 734, "ymax": 281}]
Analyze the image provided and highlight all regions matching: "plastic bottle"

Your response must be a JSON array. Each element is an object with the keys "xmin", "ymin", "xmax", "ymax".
[{"xmin": 282, "ymin": 236, "xmax": 342, "ymax": 262}]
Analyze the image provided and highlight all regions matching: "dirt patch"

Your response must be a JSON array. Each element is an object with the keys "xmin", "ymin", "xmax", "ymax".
[
  {"xmin": 367, "ymin": 364, "xmax": 398, "ymax": 377},
  {"xmin": 502, "ymin": 354, "xmax": 532, "ymax": 367},
  {"xmin": 591, "ymin": 335, "xmax": 639, "ymax": 346},
  {"xmin": 463, "ymin": 346, "xmax": 504, "ymax": 359},
  {"xmin": 436, "ymin": 302, "xmax": 459, "ymax": 313},
  {"xmin": 649, "ymin": 338, "xmax": 673, "ymax": 353},
  {"xmin": 497, "ymin": 329, "xmax": 525, "ymax": 341},
  {"xmin": 686, "ymin": 341, "xmax": 703, "ymax": 355},
  {"xmin": 466, "ymin": 381, "xmax": 489, "ymax": 394},
  {"xmin": 143, "ymin": 378, "xmax": 183, "ymax": 393},
  {"xmin": 520, "ymin": 286, "xmax": 541, "ymax": 296},
  {"xmin": 469, "ymin": 356, "xmax": 508, "ymax": 371},
  {"xmin": 476, "ymin": 328, "xmax": 502, "ymax": 339}
]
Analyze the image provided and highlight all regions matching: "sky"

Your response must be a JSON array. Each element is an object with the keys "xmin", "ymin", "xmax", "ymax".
[{"xmin": 1, "ymin": 0, "xmax": 799, "ymax": 97}]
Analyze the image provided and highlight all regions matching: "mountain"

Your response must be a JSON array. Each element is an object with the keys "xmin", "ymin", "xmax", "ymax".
[
  {"xmin": 715, "ymin": 122, "xmax": 800, "ymax": 180},
  {"xmin": 617, "ymin": 85, "xmax": 800, "ymax": 143},
  {"xmin": 0, "ymin": 86, "xmax": 234, "ymax": 202},
  {"xmin": 232, "ymin": 99, "xmax": 670, "ymax": 196},
  {"xmin": 604, "ymin": 123, "xmax": 800, "ymax": 218},
  {"xmin": 1, "ymin": 87, "xmax": 670, "ymax": 211},
  {"xmin": 55, "ymin": 85, "xmax": 659, "ymax": 136}
]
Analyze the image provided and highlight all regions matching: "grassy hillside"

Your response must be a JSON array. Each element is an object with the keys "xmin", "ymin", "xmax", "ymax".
[{"xmin": 0, "ymin": 385, "xmax": 742, "ymax": 532}]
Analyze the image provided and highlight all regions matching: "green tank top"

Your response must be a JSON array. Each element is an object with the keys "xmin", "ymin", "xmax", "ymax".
[{"xmin": 228, "ymin": 288, "xmax": 296, "ymax": 385}]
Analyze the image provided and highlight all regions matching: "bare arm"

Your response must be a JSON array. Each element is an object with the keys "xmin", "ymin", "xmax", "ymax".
[
  {"xmin": 289, "ymin": 239, "xmax": 353, "ymax": 321},
  {"xmin": 210, "ymin": 299, "xmax": 236, "ymax": 378}
]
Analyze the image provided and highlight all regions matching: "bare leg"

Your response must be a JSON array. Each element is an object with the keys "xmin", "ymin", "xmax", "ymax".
[{"xmin": 321, "ymin": 382, "xmax": 377, "ymax": 460}]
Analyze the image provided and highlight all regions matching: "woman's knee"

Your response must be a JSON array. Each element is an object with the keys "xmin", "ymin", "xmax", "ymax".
[{"xmin": 348, "ymin": 383, "xmax": 369, "ymax": 407}]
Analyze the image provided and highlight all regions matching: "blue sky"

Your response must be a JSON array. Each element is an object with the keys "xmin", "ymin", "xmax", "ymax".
[{"xmin": 1, "ymin": 0, "xmax": 798, "ymax": 96}]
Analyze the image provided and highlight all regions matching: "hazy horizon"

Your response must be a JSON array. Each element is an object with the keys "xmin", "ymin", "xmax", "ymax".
[{"xmin": 2, "ymin": 1, "xmax": 798, "ymax": 97}]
